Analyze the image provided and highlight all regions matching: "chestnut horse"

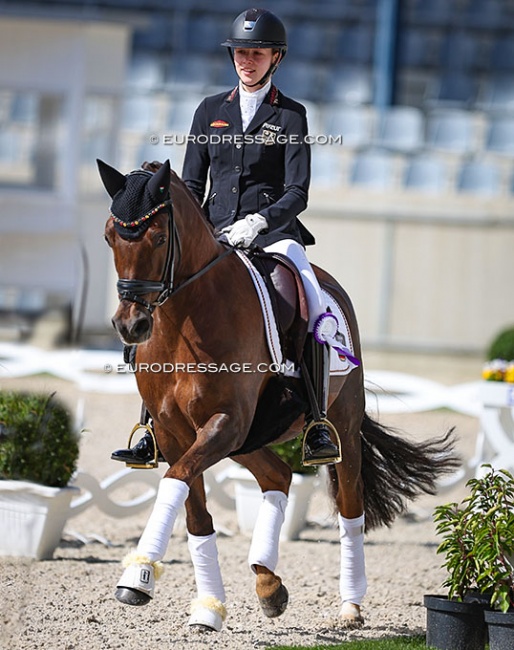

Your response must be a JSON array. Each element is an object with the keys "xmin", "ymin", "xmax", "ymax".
[{"xmin": 99, "ymin": 159, "xmax": 458, "ymax": 632}]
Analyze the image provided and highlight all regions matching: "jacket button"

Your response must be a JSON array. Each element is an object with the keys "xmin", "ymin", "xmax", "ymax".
[
  {"xmin": 236, "ymin": 143, "xmax": 242, "ymax": 149},
  {"xmin": 234, "ymin": 165, "xmax": 241, "ymax": 172},
  {"xmin": 231, "ymin": 187, "xmax": 237, "ymax": 193}
]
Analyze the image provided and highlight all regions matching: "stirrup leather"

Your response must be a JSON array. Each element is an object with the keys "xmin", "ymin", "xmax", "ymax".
[
  {"xmin": 301, "ymin": 418, "xmax": 342, "ymax": 466},
  {"xmin": 124, "ymin": 422, "xmax": 159, "ymax": 469}
]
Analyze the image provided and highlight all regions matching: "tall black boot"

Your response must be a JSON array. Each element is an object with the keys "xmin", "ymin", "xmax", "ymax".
[
  {"xmin": 111, "ymin": 428, "xmax": 164, "ymax": 467},
  {"xmin": 111, "ymin": 401, "xmax": 164, "ymax": 467},
  {"xmin": 302, "ymin": 337, "xmax": 341, "ymax": 466}
]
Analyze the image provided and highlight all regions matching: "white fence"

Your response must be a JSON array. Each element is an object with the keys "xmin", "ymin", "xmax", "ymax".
[{"xmin": 2, "ymin": 342, "xmax": 510, "ymax": 534}]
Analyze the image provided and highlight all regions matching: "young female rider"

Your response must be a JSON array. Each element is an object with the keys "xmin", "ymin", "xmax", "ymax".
[{"xmin": 112, "ymin": 8, "xmax": 343, "ymax": 466}]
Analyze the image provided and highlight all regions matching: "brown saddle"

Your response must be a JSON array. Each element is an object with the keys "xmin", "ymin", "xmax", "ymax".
[{"xmin": 249, "ymin": 250, "xmax": 309, "ymax": 364}]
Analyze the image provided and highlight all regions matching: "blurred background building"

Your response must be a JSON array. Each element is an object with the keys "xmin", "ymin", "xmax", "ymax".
[{"xmin": 0, "ymin": 0, "xmax": 513, "ymax": 355}]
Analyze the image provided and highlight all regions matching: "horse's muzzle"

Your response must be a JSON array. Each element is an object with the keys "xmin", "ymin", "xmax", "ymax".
[{"xmin": 112, "ymin": 302, "xmax": 153, "ymax": 344}]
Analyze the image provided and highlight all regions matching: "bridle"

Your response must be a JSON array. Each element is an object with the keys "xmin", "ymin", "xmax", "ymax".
[
  {"xmin": 116, "ymin": 199, "xmax": 178, "ymax": 313},
  {"xmin": 115, "ymin": 197, "xmax": 233, "ymax": 314}
]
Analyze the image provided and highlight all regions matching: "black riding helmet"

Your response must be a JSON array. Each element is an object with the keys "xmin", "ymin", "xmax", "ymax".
[{"xmin": 221, "ymin": 8, "xmax": 287, "ymax": 87}]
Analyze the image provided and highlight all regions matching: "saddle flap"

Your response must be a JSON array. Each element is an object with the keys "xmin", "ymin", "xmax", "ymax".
[{"xmin": 250, "ymin": 251, "xmax": 309, "ymax": 362}]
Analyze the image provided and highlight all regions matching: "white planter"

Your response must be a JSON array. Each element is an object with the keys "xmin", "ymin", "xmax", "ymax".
[
  {"xmin": 229, "ymin": 467, "xmax": 318, "ymax": 541},
  {"xmin": 480, "ymin": 381, "xmax": 514, "ymax": 408},
  {"xmin": 0, "ymin": 480, "xmax": 79, "ymax": 560}
]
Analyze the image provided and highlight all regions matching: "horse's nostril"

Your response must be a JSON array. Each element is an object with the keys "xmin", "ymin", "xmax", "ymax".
[{"xmin": 133, "ymin": 315, "xmax": 151, "ymax": 339}]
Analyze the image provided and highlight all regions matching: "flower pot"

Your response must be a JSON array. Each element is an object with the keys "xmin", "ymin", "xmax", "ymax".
[
  {"xmin": 480, "ymin": 381, "xmax": 514, "ymax": 408},
  {"xmin": 0, "ymin": 480, "xmax": 79, "ymax": 560},
  {"xmin": 424, "ymin": 594, "xmax": 487, "ymax": 650},
  {"xmin": 229, "ymin": 467, "xmax": 318, "ymax": 541},
  {"xmin": 484, "ymin": 609, "xmax": 514, "ymax": 650}
]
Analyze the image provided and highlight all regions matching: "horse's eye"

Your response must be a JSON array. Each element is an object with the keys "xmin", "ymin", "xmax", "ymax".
[{"xmin": 156, "ymin": 234, "xmax": 167, "ymax": 247}]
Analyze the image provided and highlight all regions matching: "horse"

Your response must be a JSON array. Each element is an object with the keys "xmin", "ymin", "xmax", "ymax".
[{"xmin": 98, "ymin": 158, "xmax": 459, "ymax": 632}]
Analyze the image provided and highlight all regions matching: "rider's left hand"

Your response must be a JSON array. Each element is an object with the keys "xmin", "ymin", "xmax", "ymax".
[{"xmin": 221, "ymin": 213, "xmax": 268, "ymax": 248}]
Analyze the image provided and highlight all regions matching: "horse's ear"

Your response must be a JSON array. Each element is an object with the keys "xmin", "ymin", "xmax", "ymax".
[
  {"xmin": 147, "ymin": 159, "xmax": 171, "ymax": 202},
  {"xmin": 97, "ymin": 159, "xmax": 126, "ymax": 198}
]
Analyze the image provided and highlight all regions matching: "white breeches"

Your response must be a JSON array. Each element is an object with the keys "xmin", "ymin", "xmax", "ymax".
[{"xmin": 264, "ymin": 239, "xmax": 326, "ymax": 330}]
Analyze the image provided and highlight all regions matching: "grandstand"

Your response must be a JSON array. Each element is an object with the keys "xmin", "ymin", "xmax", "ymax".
[{"xmin": 0, "ymin": 0, "xmax": 512, "ymax": 352}]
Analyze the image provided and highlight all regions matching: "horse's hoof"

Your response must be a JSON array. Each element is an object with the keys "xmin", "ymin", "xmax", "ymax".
[
  {"xmin": 189, "ymin": 624, "xmax": 216, "ymax": 634},
  {"xmin": 256, "ymin": 569, "xmax": 289, "ymax": 618},
  {"xmin": 339, "ymin": 601, "xmax": 364, "ymax": 628},
  {"xmin": 115, "ymin": 587, "xmax": 152, "ymax": 606},
  {"xmin": 188, "ymin": 598, "xmax": 226, "ymax": 632},
  {"xmin": 258, "ymin": 583, "xmax": 289, "ymax": 618}
]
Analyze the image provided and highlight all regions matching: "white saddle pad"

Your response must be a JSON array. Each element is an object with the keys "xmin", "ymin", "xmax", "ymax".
[{"xmin": 235, "ymin": 250, "xmax": 357, "ymax": 377}]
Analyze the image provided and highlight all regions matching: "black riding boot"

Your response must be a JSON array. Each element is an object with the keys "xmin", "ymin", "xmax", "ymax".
[
  {"xmin": 111, "ymin": 347, "xmax": 164, "ymax": 467},
  {"xmin": 302, "ymin": 337, "xmax": 341, "ymax": 466},
  {"xmin": 111, "ymin": 391, "xmax": 164, "ymax": 466},
  {"xmin": 111, "ymin": 429, "xmax": 164, "ymax": 465}
]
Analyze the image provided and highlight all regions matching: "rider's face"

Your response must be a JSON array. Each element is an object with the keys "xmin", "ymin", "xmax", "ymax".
[{"xmin": 233, "ymin": 48, "xmax": 277, "ymax": 91}]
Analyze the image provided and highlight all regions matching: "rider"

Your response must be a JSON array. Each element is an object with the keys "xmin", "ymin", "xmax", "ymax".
[{"xmin": 112, "ymin": 8, "xmax": 342, "ymax": 466}]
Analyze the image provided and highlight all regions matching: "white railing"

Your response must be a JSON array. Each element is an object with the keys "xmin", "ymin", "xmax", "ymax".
[{"xmin": 4, "ymin": 342, "xmax": 510, "ymax": 524}]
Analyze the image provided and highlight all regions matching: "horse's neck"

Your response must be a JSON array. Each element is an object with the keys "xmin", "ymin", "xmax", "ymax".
[{"xmin": 172, "ymin": 179, "xmax": 222, "ymax": 279}]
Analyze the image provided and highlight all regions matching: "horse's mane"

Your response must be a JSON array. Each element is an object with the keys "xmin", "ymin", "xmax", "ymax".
[{"xmin": 168, "ymin": 168, "xmax": 216, "ymax": 237}]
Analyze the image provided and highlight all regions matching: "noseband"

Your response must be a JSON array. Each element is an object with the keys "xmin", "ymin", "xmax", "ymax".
[{"xmin": 116, "ymin": 199, "xmax": 179, "ymax": 313}]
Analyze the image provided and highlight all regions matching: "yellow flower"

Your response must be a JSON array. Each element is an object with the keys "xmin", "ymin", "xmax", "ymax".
[{"xmin": 505, "ymin": 364, "xmax": 514, "ymax": 383}]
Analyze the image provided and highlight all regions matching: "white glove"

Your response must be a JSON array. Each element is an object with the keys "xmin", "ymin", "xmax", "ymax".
[{"xmin": 221, "ymin": 213, "xmax": 268, "ymax": 248}]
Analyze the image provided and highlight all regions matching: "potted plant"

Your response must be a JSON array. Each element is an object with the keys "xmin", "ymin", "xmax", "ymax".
[
  {"xmin": 482, "ymin": 325, "xmax": 514, "ymax": 407},
  {"xmin": 230, "ymin": 435, "xmax": 319, "ymax": 541},
  {"xmin": 0, "ymin": 391, "xmax": 80, "ymax": 560},
  {"xmin": 486, "ymin": 325, "xmax": 514, "ymax": 364},
  {"xmin": 425, "ymin": 465, "xmax": 514, "ymax": 650}
]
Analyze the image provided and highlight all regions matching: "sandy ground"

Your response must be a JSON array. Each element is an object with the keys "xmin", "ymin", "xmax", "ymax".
[{"xmin": 0, "ymin": 357, "xmax": 481, "ymax": 650}]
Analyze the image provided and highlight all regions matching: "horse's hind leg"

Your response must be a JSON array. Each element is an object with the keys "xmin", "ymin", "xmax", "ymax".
[
  {"xmin": 328, "ymin": 370, "xmax": 367, "ymax": 629},
  {"xmin": 235, "ymin": 447, "xmax": 293, "ymax": 619}
]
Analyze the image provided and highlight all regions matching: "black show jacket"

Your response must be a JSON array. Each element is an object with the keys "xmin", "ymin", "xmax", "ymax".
[{"xmin": 181, "ymin": 84, "xmax": 315, "ymax": 247}]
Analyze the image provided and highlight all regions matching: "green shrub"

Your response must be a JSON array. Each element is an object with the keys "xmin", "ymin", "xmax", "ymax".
[
  {"xmin": 0, "ymin": 391, "xmax": 79, "ymax": 487},
  {"xmin": 487, "ymin": 325, "xmax": 514, "ymax": 361}
]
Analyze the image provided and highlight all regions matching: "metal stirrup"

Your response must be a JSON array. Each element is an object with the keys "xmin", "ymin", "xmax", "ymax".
[{"xmin": 124, "ymin": 422, "xmax": 159, "ymax": 469}]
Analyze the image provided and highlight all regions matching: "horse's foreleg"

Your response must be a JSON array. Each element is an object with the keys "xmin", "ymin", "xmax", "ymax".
[
  {"xmin": 115, "ymin": 477, "xmax": 190, "ymax": 606},
  {"xmin": 236, "ymin": 448, "xmax": 292, "ymax": 618},
  {"xmin": 184, "ymin": 477, "xmax": 227, "ymax": 632},
  {"xmin": 115, "ymin": 411, "xmax": 236, "ymax": 611}
]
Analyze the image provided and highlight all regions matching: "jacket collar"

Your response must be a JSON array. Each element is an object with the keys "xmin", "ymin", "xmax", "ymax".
[
  {"xmin": 225, "ymin": 84, "xmax": 280, "ymax": 106},
  {"xmin": 224, "ymin": 84, "xmax": 280, "ymax": 133}
]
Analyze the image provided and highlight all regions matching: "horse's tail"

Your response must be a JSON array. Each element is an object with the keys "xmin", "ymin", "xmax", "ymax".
[{"xmin": 357, "ymin": 413, "xmax": 460, "ymax": 530}]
